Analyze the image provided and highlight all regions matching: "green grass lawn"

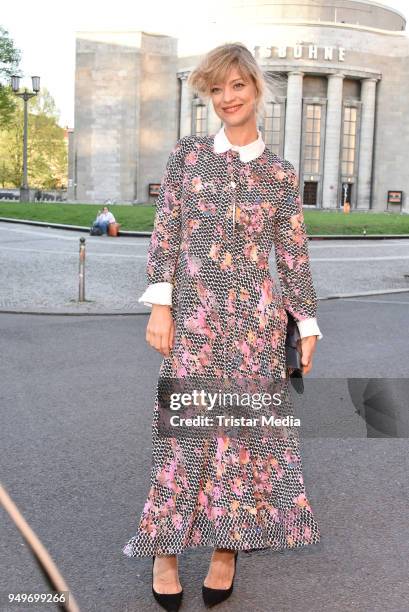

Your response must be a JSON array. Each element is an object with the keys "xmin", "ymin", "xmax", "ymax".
[
  {"xmin": 0, "ymin": 202, "xmax": 408, "ymax": 235},
  {"xmin": 0, "ymin": 202, "xmax": 155, "ymax": 231}
]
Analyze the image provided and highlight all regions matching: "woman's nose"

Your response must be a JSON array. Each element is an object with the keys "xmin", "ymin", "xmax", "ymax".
[{"xmin": 221, "ymin": 89, "xmax": 237, "ymax": 104}]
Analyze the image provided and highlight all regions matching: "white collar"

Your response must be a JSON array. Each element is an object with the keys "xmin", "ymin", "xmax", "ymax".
[{"xmin": 213, "ymin": 125, "xmax": 266, "ymax": 162}]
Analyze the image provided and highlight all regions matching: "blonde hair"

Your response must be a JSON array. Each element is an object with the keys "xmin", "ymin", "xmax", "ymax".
[{"xmin": 187, "ymin": 42, "xmax": 282, "ymax": 122}]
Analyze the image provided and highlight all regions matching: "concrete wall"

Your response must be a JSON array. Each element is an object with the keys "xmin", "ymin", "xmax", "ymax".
[
  {"xmin": 222, "ymin": 0, "xmax": 406, "ymax": 31},
  {"xmin": 73, "ymin": 31, "xmax": 177, "ymax": 204},
  {"xmin": 372, "ymin": 55, "xmax": 409, "ymax": 213},
  {"xmin": 74, "ymin": 33, "xmax": 141, "ymax": 203},
  {"xmin": 138, "ymin": 33, "xmax": 179, "ymax": 203}
]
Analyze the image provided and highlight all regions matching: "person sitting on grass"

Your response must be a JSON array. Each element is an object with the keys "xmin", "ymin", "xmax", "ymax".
[{"xmin": 91, "ymin": 206, "xmax": 116, "ymax": 235}]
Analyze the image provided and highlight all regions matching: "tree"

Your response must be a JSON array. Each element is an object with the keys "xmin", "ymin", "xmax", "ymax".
[
  {"xmin": 0, "ymin": 25, "xmax": 21, "ymax": 129},
  {"xmin": 27, "ymin": 88, "xmax": 68, "ymax": 189},
  {"xmin": 0, "ymin": 87, "xmax": 68, "ymax": 189}
]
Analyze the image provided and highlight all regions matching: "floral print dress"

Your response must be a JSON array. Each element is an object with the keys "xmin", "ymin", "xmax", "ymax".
[{"xmin": 122, "ymin": 129, "xmax": 322, "ymax": 557}]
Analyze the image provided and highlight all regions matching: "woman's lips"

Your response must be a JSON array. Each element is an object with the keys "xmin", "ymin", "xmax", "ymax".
[{"xmin": 223, "ymin": 104, "xmax": 242, "ymax": 114}]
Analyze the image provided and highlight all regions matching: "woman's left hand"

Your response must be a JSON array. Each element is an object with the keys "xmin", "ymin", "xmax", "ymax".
[{"xmin": 297, "ymin": 335, "xmax": 318, "ymax": 375}]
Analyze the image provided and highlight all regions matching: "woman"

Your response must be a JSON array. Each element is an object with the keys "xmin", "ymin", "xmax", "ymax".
[
  {"xmin": 123, "ymin": 42, "xmax": 323, "ymax": 610},
  {"xmin": 91, "ymin": 206, "xmax": 116, "ymax": 235}
]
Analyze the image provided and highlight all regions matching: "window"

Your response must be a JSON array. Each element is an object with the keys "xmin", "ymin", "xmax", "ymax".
[
  {"xmin": 263, "ymin": 102, "xmax": 283, "ymax": 155},
  {"xmin": 341, "ymin": 106, "xmax": 357, "ymax": 176},
  {"xmin": 303, "ymin": 104, "xmax": 322, "ymax": 174},
  {"xmin": 192, "ymin": 98, "xmax": 207, "ymax": 136}
]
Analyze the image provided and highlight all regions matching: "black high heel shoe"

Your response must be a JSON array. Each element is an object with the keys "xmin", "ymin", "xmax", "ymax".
[
  {"xmin": 202, "ymin": 551, "xmax": 238, "ymax": 608},
  {"xmin": 152, "ymin": 556, "xmax": 183, "ymax": 612}
]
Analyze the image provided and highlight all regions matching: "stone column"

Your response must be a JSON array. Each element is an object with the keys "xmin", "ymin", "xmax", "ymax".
[
  {"xmin": 357, "ymin": 78, "xmax": 377, "ymax": 210},
  {"xmin": 322, "ymin": 72, "xmax": 345, "ymax": 209},
  {"xmin": 179, "ymin": 72, "xmax": 192, "ymax": 138},
  {"xmin": 284, "ymin": 71, "xmax": 304, "ymax": 174}
]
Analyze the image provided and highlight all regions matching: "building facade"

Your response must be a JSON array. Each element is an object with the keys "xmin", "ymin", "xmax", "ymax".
[{"xmin": 69, "ymin": 0, "xmax": 409, "ymax": 213}]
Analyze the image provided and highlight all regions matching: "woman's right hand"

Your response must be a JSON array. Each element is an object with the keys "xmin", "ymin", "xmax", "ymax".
[{"xmin": 146, "ymin": 304, "xmax": 175, "ymax": 357}]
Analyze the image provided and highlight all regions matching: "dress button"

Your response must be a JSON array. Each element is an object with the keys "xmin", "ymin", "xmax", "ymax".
[{"xmin": 230, "ymin": 181, "xmax": 236, "ymax": 188}]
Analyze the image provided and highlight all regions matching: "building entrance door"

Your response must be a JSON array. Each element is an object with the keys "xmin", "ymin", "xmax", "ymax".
[{"xmin": 303, "ymin": 181, "xmax": 318, "ymax": 206}]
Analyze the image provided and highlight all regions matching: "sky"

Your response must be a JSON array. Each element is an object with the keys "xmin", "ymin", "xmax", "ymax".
[{"xmin": 1, "ymin": 0, "xmax": 408, "ymax": 128}]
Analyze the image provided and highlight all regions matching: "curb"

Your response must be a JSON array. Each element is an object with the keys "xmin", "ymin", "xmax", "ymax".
[
  {"xmin": 1, "ymin": 216, "xmax": 409, "ymax": 240},
  {"xmin": 1, "ymin": 289, "xmax": 407, "ymax": 316},
  {"xmin": 308, "ymin": 234, "xmax": 409, "ymax": 240},
  {"xmin": 0, "ymin": 217, "xmax": 151, "ymax": 237},
  {"xmin": 0, "ymin": 310, "xmax": 146, "ymax": 316},
  {"xmin": 321, "ymin": 288, "xmax": 409, "ymax": 299}
]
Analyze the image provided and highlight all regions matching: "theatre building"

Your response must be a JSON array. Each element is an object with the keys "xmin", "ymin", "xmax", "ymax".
[{"xmin": 69, "ymin": 0, "xmax": 409, "ymax": 213}]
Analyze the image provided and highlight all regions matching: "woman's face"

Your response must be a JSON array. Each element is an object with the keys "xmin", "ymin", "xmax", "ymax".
[{"xmin": 210, "ymin": 65, "xmax": 258, "ymax": 127}]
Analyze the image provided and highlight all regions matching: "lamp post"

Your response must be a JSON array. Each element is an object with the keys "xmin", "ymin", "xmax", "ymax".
[{"xmin": 10, "ymin": 75, "xmax": 41, "ymax": 202}]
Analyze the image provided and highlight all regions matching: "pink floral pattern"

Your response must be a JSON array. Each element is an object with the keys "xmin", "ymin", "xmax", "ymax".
[{"xmin": 123, "ymin": 135, "xmax": 321, "ymax": 557}]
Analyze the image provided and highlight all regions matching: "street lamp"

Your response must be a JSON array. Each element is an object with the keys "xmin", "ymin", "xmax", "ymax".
[{"xmin": 10, "ymin": 75, "xmax": 41, "ymax": 202}]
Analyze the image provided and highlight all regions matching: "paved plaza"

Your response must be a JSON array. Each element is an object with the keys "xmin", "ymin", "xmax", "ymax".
[
  {"xmin": 1, "ymin": 221, "xmax": 409, "ymax": 313},
  {"xmin": 1, "ymin": 220, "xmax": 409, "ymax": 611},
  {"xmin": 1, "ymin": 301, "xmax": 409, "ymax": 611}
]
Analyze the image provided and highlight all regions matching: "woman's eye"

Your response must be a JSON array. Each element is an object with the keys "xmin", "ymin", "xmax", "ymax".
[{"xmin": 211, "ymin": 83, "xmax": 244, "ymax": 93}]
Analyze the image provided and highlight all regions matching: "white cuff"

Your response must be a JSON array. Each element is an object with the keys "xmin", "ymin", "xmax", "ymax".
[
  {"xmin": 296, "ymin": 317, "xmax": 323, "ymax": 340},
  {"xmin": 138, "ymin": 282, "xmax": 173, "ymax": 307}
]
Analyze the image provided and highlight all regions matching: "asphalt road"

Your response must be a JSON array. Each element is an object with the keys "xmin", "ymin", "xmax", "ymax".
[{"xmin": 1, "ymin": 295, "xmax": 409, "ymax": 612}]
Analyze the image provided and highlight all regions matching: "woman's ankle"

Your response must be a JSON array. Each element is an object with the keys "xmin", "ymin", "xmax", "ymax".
[
  {"xmin": 214, "ymin": 548, "xmax": 235, "ymax": 555},
  {"xmin": 154, "ymin": 554, "xmax": 179, "ymax": 569}
]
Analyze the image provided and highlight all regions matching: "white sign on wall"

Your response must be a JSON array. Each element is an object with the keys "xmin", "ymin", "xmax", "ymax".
[{"xmin": 256, "ymin": 45, "xmax": 346, "ymax": 61}]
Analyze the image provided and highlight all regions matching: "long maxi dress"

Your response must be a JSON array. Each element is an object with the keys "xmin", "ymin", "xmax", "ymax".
[{"xmin": 123, "ymin": 126, "xmax": 323, "ymax": 557}]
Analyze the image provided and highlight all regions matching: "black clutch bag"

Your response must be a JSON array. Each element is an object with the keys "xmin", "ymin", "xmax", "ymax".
[{"xmin": 285, "ymin": 310, "xmax": 304, "ymax": 394}]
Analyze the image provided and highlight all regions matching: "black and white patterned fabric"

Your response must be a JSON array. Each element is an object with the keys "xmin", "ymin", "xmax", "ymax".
[{"xmin": 122, "ymin": 133, "xmax": 321, "ymax": 557}]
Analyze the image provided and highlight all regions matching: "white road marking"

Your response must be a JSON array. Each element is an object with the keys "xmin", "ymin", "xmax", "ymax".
[
  {"xmin": 0, "ymin": 225, "xmax": 88, "ymax": 240},
  {"xmin": 1, "ymin": 243, "xmax": 409, "ymax": 263},
  {"xmin": 309, "ymin": 256, "xmax": 409, "ymax": 262},
  {"xmin": 2, "ymin": 225, "xmax": 409, "ymax": 251},
  {"xmin": 340, "ymin": 298, "xmax": 409, "ymax": 305},
  {"xmin": 0, "ymin": 225, "xmax": 150, "ymax": 245},
  {"xmin": 1, "ymin": 225, "xmax": 408, "ymax": 261},
  {"xmin": 0, "ymin": 246, "xmax": 147, "ymax": 258},
  {"xmin": 309, "ymin": 241, "xmax": 409, "ymax": 249}
]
